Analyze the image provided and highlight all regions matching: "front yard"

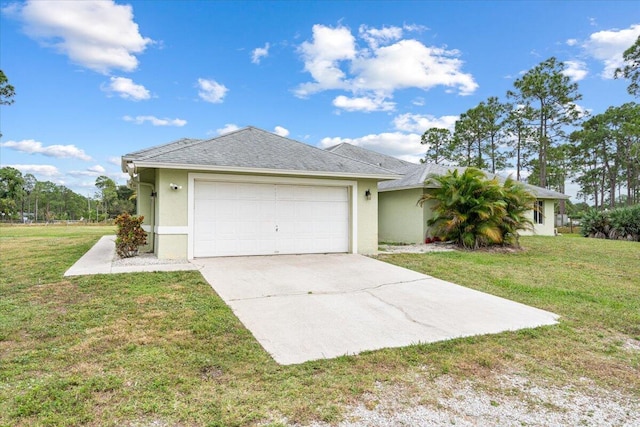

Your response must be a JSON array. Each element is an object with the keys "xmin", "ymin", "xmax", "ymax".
[{"xmin": 1, "ymin": 226, "xmax": 638, "ymax": 426}]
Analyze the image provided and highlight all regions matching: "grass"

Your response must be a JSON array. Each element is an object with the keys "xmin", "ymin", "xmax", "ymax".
[{"xmin": 1, "ymin": 225, "xmax": 639, "ymax": 426}]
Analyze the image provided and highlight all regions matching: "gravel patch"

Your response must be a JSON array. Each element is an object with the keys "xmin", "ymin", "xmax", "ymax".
[
  {"xmin": 112, "ymin": 253, "xmax": 191, "ymax": 267},
  {"xmin": 624, "ymin": 338, "xmax": 640, "ymax": 352},
  {"xmin": 300, "ymin": 373, "xmax": 640, "ymax": 427},
  {"xmin": 378, "ymin": 243, "xmax": 456, "ymax": 254}
]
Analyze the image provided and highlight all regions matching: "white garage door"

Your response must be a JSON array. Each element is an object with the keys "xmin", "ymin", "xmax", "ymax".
[{"xmin": 194, "ymin": 181, "xmax": 350, "ymax": 257}]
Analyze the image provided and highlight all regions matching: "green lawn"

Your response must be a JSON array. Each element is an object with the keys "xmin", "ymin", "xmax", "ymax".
[{"xmin": 1, "ymin": 225, "xmax": 638, "ymax": 426}]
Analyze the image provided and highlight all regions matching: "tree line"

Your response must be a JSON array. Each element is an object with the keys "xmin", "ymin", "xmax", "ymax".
[
  {"xmin": 1, "ymin": 70, "xmax": 136, "ymax": 223},
  {"xmin": 421, "ymin": 36, "xmax": 640, "ymax": 211},
  {"xmin": 0, "ymin": 167, "xmax": 135, "ymax": 223}
]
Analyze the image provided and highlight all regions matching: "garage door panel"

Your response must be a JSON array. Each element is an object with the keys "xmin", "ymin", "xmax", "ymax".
[{"xmin": 194, "ymin": 181, "xmax": 349, "ymax": 257}]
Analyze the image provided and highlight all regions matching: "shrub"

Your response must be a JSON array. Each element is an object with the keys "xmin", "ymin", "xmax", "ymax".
[
  {"xmin": 114, "ymin": 213, "xmax": 147, "ymax": 258},
  {"xmin": 580, "ymin": 205, "xmax": 640, "ymax": 242},
  {"xmin": 418, "ymin": 168, "xmax": 534, "ymax": 250},
  {"xmin": 580, "ymin": 208, "xmax": 609, "ymax": 239},
  {"xmin": 609, "ymin": 204, "xmax": 640, "ymax": 241}
]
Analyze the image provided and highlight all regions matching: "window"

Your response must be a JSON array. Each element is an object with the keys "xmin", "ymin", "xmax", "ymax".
[{"xmin": 533, "ymin": 200, "xmax": 544, "ymax": 224}]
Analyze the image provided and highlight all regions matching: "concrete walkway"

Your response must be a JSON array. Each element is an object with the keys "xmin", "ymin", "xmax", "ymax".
[
  {"xmin": 63, "ymin": 235, "xmax": 197, "ymax": 276},
  {"xmin": 64, "ymin": 237, "xmax": 559, "ymax": 365}
]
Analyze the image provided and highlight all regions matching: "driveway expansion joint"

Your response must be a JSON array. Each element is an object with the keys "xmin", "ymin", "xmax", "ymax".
[{"xmin": 226, "ymin": 278, "xmax": 433, "ymax": 302}]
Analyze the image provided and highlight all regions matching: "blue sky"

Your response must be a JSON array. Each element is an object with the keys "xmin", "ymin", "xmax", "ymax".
[{"xmin": 1, "ymin": 0, "xmax": 639, "ymax": 198}]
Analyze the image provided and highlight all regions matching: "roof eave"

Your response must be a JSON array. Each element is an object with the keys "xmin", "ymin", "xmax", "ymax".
[
  {"xmin": 380, "ymin": 182, "xmax": 570, "ymax": 199},
  {"xmin": 128, "ymin": 161, "xmax": 400, "ymax": 181},
  {"xmin": 378, "ymin": 184, "xmax": 426, "ymax": 193}
]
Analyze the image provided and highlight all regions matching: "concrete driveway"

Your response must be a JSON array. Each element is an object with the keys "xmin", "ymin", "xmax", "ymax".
[{"xmin": 194, "ymin": 254, "xmax": 559, "ymax": 365}]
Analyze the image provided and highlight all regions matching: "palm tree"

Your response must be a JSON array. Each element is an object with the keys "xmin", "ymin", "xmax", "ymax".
[
  {"xmin": 500, "ymin": 177, "xmax": 535, "ymax": 247},
  {"xmin": 418, "ymin": 168, "xmax": 534, "ymax": 249}
]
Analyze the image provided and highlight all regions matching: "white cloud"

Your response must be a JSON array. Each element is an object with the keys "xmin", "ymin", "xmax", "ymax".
[
  {"xmin": 351, "ymin": 39, "xmax": 478, "ymax": 95},
  {"xmin": 566, "ymin": 38, "xmax": 578, "ymax": 46},
  {"xmin": 567, "ymin": 102, "xmax": 592, "ymax": 119},
  {"xmin": 332, "ymin": 95, "xmax": 395, "ymax": 112},
  {"xmin": 216, "ymin": 123, "xmax": 240, "ymax": 135},
  {"xmin": 316, "ymin": 112, "xmax": 458, "ymax": 164},
  {"xmin": 88, "ymin": 165, "xmax": 106, "ymax": 174},
  {"xmin": 103, "ymin": 76, "xmax": 150, "ymax": 100},
  {"xmin": 358, "ymin": 25, "xmax": 403, "ymax": 49},
  {"xmin": 6, "ymin": 164, "xmax": 60, "ymax": 177},
  {"xmin": 69, "ymin": 165, "xmax": 107, "ymax": 177},
  {"xmin": 296, "ymin": 24, "xmax": 357, "ymax": 97},
  {"xmin": 393, "ymin": 113, "xmax": 458, "ymax": 133},
  {"xmin": 583, "ymin": 24, "xmax": 640, "ymax": 78},
  {"xmin": 197, "ymin": 78, "xmax": 228, "ymax": 103},
  {"xmin": 295, "ymin": 24, "xmax": 477, "ymax": 110},
  {"xmin": 252, "ymin": 42, "xmax": 270, "ymax": 64},
  {"xmin": 562, "ymin": 60, "xmax": 588, "ymax": 82},
  {"xmin": 273, "ymin": 126, "xmax": 290, "ymax": 137},
  {"xmin": 5, "ymin": 0, "xmax": 152, "ymax": 73},
  {"xmin": 107, "ymin": 157, "xmax": 121, "ymax": 166},
  {"xmin": 1, "ymin": 139, "xmax": 92, "ymax": 161},
  {"xmin": 123, "ymin": 115, "xmax": 187, "ymax": 127},
  {"xmin": 319, "ymin": 131, "xmax": 424, "ymax": 163}
]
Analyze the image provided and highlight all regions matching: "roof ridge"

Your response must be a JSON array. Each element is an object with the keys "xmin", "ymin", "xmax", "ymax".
[
  {"xmin": 245, "ymin": 127, "xmax": 401, "ymax": 175},
  {"xmin": 335, "ymin": 142, "xmax": 417, "ymax": 167},
  {"xmin": 125, "ymin": 137, "xmax": 201, "ymax": 158},
  {"xmin": 209, "ymin": 125, "xmax": 253, "ymax": 140},
  {"xmin": 139, "ymin": 138, "xmax": 209, "ymax": 160},
  {"xmin": 324, "ymin": 147, "xmax": 400, "ymax": 175},
  {"xmin": 324, "ymin": 142, "xmax": 345, "ymax": 152}
]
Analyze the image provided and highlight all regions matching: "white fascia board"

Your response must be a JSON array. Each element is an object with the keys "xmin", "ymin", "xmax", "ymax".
[{"xmin": 129, "ymin": 161, "xmax": 400, "ymax": 181}]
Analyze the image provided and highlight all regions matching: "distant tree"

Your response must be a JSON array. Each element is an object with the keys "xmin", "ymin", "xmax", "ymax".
[
  {"xmin": 0, "ymin": 166, "xmax": 24, "ymax": 220},
  {"xmin": 479, "ymin": 96, "xmax": 509, "ymax": 174},
  {"xmin": 508, "ymin": 57, "xmax": 582, "ymax": 189},
  {"xmin": 421, "ymin": 128, "xmax": 452, "ymax": 164},
  {"xmin": 95, "ymin": 176, "xmax": 117, "ymax": 219},
  {"xmin": 0, "ymin": 70, "xmax": 15, "ymax": 106},
  {"xmin": 504, "ymin": 104, "xmax": 537, "ymax": 181},
  {"xmin": 615, "ymin": 36, "xmax": 640, "ymax": 97},
  {"xmin": 450, "ymin": 97, "xmax": 509, "ymax": 173},
  {"xmin": 22, "ymin": 173, "xmax": 36, "ymax": 219},
  {"xmin": 0, "ymin": 70, "xmax": 15, "ymax": 139},
  {"xmin": 569, "ymin": 103, "xmax": 640, "ymax": 207},
  {"xmin": 452, "ymin": 105, "xmax": 488, "ymax": 169},
  {"xmin": 111, "ymin": 185, "xmax": 136, "ymax": 216}
]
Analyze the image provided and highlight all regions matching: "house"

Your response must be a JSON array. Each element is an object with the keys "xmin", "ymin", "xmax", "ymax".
[
  {"xmin": 121, "ymin": 127, "xmax": 399, "ymax": 259},
  {"xmin": 122, "ymin": 126, "xmax": 569, "ymax": 259},
  {"xmin": 326, "ymin": 142, "xmax": 569, "ymax": 243}
]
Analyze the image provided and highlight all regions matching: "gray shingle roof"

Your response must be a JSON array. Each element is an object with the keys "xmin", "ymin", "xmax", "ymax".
[
  {"xmin": 327, "ymin": 143, "xmax": 569, "ymax": 200},
  {"xmin": 122, "ymin": 127, "xmax": 399, "ymax": 179},
  {"xmin": 327, "ymin": 143, "xmax": 416, "ymax": 171}
]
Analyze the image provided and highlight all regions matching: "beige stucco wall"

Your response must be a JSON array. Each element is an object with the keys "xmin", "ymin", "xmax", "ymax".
[
  {"xmin": 153, "ymin": 169, "xmax": 189, "ymax": 258},
  {"xmin": 135, "ymin": 181, "xmax": 155, "ymax": 253},
  {"xmin": 156, "ymin": 169, "xmax": 189, "ymax": 226},
  {"xmin": 379, "ymin": 188, "xmax": 559, "ymax": 240},
  {"xmin": 355, "ymin": 179, "xmax": 379, "ymax": 255},
  {"xmin": 138, "ymin": 169, "xmax": 381, "ymax": 258},
  {"xmin": 520, "ymin": 200, "xmax": 556, "ymax": 236},
  {"xmin": 378, "ymin": 188, "xmax": 425, "ymax": 244},
  {"xmin": 521, "ymin": 199, "xmax": 556, "ymax": 236}
]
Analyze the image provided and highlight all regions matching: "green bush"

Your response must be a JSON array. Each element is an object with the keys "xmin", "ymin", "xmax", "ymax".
[
  {"xmin": 418, "ymin": 168, "xmax": 535, "ymax": 249},
  {"xmin": 580, "ymin": 205, "xmax": 640, "ymax": 242},
  {"xmin": 609, "ymin": 204, "xmax": 640, "ymax": 241},
  {"xmin": 580, "ymin": 208, "xmax": 609, "ymax": 239},
  {"xmin": 114, "ymin": 213, "xmax": 147, "ymax": 258}
]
